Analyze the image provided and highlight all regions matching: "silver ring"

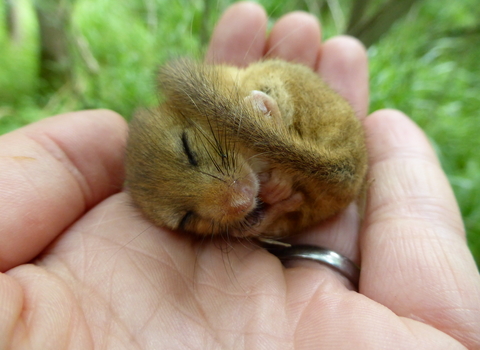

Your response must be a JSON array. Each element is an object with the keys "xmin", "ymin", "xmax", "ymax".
[{"xmin": 267, "ymin": 244, "xmax": 360, "ymax": 289}]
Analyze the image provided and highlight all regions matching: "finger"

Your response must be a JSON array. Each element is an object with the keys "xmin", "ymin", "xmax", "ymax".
[
  {"xmin": 272, "ymin": 36, "xmax": 368, "ymax": 261},
  {"xmin": 286, "ymin": 202, "xmax": 361, "ymax": 266},
  {"xmin": 206, "ymin": 2, "xmax": 267, "ymax": 66},
  {"xmin": 265, "ymin": 12, "xmax": 321, "ymax": 69},
  {"xmin": 0, "ymin": 110, "xmax": 127, "ymax": 272},
  {"xmin": 317, "ymin": 36, "xmax": 369, "ymax": 119},
  {"xmin": 267, "ymin": 34, "xmax": 365, "ymax": 281},
  {"xmin": 284, "ymin": 268, "xmax": 466, "ymax": 349},
  {"xmin": 361, "ymin": 109, "xmax": 480, "ymax": 348}
]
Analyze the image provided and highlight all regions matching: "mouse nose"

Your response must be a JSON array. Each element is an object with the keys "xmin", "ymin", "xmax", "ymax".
[
  {"xmin": 226, "ymin": 178, "xmax": 257, "ymax": 216},
  {"xmin": 200, "ymin": 172, "xmax": 259, "ymax": 222}
]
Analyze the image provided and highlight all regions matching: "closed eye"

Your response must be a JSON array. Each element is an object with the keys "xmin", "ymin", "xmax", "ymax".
[
  {"xmin": 181, "ymin": 131, "xmax": 198, "ymax": 166},
  {"xmin": 178, "ymin": 210, "xmax": 194, "ymax": 230}
]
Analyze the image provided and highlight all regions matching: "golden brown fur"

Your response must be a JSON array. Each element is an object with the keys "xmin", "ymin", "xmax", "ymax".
[{"xmin": 125, "ymin": 59, "xmax": 368, "ymax": 240}]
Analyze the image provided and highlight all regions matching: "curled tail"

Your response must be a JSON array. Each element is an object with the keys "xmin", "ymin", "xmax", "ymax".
[{"xmin": 158, "ymin": 59, "xmax": 367, "ymax": 191}]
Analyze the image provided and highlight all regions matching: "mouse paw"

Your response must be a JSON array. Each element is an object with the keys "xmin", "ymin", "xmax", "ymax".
[
  {"xmin": 256, "ymin": 192, "xmax": 304, "ymax": 231},
  {"xmin": 259, "ymin": 168, "xmax": 293, "ymax": 204},
  {"xmin": 245, "ymin": 90, "xmax": 281, "ymax": 120},
  {"xmin": 271, "ymin": 192, "xmax": 303, "ymax": 214}
]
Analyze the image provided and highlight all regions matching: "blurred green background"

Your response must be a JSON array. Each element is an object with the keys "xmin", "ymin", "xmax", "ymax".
[{"xmin": 1, "ymin": 0, "xmax": 479, "ymax": 267}]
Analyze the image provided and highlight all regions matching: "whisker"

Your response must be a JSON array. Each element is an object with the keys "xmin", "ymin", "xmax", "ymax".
[
  {"xmin": 264, "ymin": 22, "xmax": 313, "ymax": 59},
  {"xmin": 240, "ymin": 2, "xmax": 283, "ymax": 65}
]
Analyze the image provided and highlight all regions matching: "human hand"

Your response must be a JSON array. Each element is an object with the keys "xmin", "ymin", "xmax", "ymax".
[{"xmin": 1, "ymin": 2, "xmax": 479, "ymax": 349}]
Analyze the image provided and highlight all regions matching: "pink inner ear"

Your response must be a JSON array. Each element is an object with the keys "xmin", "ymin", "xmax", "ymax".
[{"xmin": 245, "ymin": 90, "xmax": 280, "ymax": 118}]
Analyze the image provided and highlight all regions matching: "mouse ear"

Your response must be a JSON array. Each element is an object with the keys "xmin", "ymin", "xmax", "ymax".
[{"xmin": 244, "ymin": 90, "xmax": 281, "ymax": 120}]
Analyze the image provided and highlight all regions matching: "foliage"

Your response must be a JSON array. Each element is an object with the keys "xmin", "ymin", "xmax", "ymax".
[
  {"xmin": 0, "ymin": 0, "xmax": 479, "ymax": 265},
  {"xmin": 368, "ymin": 0, "xmax": 480, "ymax": 265}
]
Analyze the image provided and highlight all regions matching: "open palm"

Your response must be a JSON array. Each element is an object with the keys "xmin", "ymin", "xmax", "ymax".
[{"xmin": 1, "ymin": 3, "xmax": 479, "ymax": 349}]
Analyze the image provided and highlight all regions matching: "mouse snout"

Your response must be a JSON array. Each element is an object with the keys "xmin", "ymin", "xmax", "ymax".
[
  {"xmin": 226, "ymin": 177, "xmax": 257, "ymax": 216},
  {"xmin": 200, "ymin": 172, "xmax": 259, "ymax": 222}
]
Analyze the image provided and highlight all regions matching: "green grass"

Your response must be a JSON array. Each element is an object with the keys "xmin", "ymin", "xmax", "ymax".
[
  {"xmin": 367, "ymin": 1, "xmax": 480, "ymax": 266},
  {"xmin": 0, "ymin": 0, "xmax": 479, "ymax": 266}
]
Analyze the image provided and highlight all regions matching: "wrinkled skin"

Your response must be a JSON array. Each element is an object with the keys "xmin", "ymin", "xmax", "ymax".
[{"xmin": 1, "ymin": 2, "xmax": 479, "ymax": 349}]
